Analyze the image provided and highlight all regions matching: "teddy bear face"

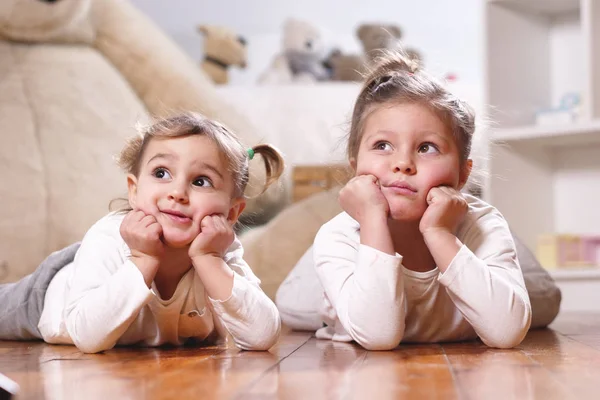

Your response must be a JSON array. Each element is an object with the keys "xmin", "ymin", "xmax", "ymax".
[
  {"xmin": 282, "ymin": 18, "xmax": 324, "ymax": 57},
  {"xmin": 357, "ymin": 24, "xmax": 402, "ymax": 57},
  {"xmin": 0, "ymin": 0, "xmax": 94, "ymax": 43},
  {"xmin": 198, "ymin": 25, "xmax": 247, "ymax": 68}
]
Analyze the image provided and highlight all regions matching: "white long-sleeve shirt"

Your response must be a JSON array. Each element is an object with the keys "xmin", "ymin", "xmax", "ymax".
[
  {"xmin": 313, "ymin": 194, "xmax": 532, "ymax": 350},
  {"xmin": 38, "ymin": 213, "xmax": 281, "ymax": 353}
]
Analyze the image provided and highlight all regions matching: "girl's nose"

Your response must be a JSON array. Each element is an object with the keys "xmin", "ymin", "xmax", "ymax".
[
  {"xmin": 168, "ymin": 184, "xmax": 188, "ymax": 203},
  {"xmin": 393, "ymin": 155, "xmax": 416, "ymax": 175}
]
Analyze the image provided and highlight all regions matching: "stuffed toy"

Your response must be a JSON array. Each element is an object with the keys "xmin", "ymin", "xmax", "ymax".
[
  {"xmin": 258, "ymin": 18, "xmax": 329, "ymax": 84},
  {"xmin": 325, "ymin": 23, "xmax": 423, "ymax": 82},
  {"xmin": 0, "ymin": 0, "xmax": 285, "ymax": 283},
  {"xmin": 198, "ymin": 24, "xmax": 247, "ymax": 85}
]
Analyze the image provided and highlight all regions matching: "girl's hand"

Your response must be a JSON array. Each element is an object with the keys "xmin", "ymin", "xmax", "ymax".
[
  {"xmin": 419, "ymin": 186, "xmax": 468, "ymax": 236},
  {"xmin": 189, "ymin": 214, "xmax": 234, "ymax": 260},
  {"xmin": 339, "ymin": 174, "xmax": 389, "ymax": 224},
  {"xmin": 120, "ymin": 209, "xmax": 164, "ymax": 261}
]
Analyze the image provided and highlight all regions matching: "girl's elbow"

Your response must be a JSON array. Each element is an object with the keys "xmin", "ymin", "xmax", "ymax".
[
  {"xmin": 359, "ymin": 336, "xmax": 402, "ymax": 351},
  {"xmin": 483, "ymin": 306, "xmax": 532, "ymax": 349},
  {"xmin": 74, "ymin": 340, "xmax": 110, "ymax": 354},
  {"xmin": 353, "ymin": 325, "xmax": 404, "ymax": 351},
  {"xmin": 482, "ymin": 330, "xmax": 526, "ymax": 349},
  {"xmin": 238, "ymin": 319, "xmax": 282, "ymax": 351}
]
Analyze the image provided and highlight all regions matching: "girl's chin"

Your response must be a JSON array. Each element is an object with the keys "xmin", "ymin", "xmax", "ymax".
[
  {"xmin": 161, "ymin": 232, "xmax": 197, "ymax": 249},
  {"xmin": 163, "ymin": 239, "xmax": 193, "ymax": 249},
  {"xmin": 387, "ymin": 205, "xmax": 426, "ymax": 222}
]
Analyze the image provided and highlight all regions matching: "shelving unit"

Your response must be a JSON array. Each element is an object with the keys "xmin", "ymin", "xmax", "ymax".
[{"xmin": 484, "ymin": 0, "xmax": 600, "ymax": 310}]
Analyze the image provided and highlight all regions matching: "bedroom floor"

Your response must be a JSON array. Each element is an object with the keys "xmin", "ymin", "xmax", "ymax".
[{"xmin": 1, "ymin": 312, "xmax": 599, "ymax": 400}]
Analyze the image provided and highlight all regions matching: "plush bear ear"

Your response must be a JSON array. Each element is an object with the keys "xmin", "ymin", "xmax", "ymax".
[
  {"xmin": 388, "ymin": 25, "xmax": 402, "ymax": 38},
  {"xmin": 357, "ymin": 24, "xmax": 372, "ymax": 41},
  {"xmin": 197, "ymin": 25, "xmax": 209, "ymax": 35}
]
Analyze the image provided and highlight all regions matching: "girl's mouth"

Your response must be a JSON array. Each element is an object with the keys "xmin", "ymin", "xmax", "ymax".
[{"xmin": 162, "ymin": 210, "xmax": 192, "ymax": 224}]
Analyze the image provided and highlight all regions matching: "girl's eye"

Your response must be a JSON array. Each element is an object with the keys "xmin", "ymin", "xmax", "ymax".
[
  {"xmin": 418, "ymin": 143, "xmax": 439, "ymax": 154},
  {"xmin": 153, "ymin": 168, "xmax": 171, "ymax": 179},
  {"xmin": 193, "ymin": 177, "xmax": 213, "ymax": 188},
  {"xmin": 374, "ymin": 141, "xmax": 392, "ymax": 151}
]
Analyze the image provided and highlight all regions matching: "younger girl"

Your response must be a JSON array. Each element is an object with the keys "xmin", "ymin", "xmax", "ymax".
[
  {"xmin": 0, "ymin": 113, "xmax": 284, "ymax": 353},
  {"xmin": 277, "ymin": 53, "xmax": 534, "ymax": 350}
]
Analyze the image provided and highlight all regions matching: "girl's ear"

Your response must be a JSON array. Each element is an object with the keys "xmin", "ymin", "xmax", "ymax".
[
  {"xmin": 458, "ymin": 159, "xmax": 473, "ymax": 190},
  {"xmin": 349, "ymin": 157, "xmax": 357, "ymax": 171},
  {"xmin": 127, "ymin": 174, "xmax": 138, "ymax": 209},
  {"xmin": 227, "ymin": 198, "xmax": 246, "ymax": 225}
]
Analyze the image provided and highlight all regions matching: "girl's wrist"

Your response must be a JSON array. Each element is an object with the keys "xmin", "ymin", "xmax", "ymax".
[
  {"xmin": 129, "ymin": 255, "xmax": 160, "ymax": 287},
  {"xmin": 358, "ymin": 209, "xmax": 388, "ymax": 227},
  {"xmin": 359, "ymin": 215, "xmax": 394, "ymax": 255},
  {"xmin": 422, "ymin": 228, "xmax": 454, "ymax": 244}
]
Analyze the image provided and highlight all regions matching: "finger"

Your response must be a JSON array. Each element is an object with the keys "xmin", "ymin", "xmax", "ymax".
[
  {"xmin": 363, "ymin": 174, "xmax": 378, "ymax": 184},
  {"xmin": 200, "ymin": 215, "xmax": 216, "ymax": 231},
  {"xmin": 141, "ymin": 215, "xmax": 157, "ymax": 228},
  {"xmin": 149, "ymin": 220, "xmax": 163, "ymax": 234},
  {"xmin": 126, "ymin": 209, "xmax": 143, "ymax": 223}
]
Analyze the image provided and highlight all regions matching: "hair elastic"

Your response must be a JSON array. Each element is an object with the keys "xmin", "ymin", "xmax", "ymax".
[{"xmin": 247, "ymin": 148, "xmax": 255, "ymax": 160}]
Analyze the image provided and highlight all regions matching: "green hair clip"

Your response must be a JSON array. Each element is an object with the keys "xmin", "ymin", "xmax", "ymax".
[{"xmin": 247, "ymin": 148, "xmax": 255, "ymax": 160}]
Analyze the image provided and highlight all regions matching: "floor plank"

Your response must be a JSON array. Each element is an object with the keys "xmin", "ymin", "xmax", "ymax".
[
  {"xmin": 2, "ymin": 313, "xmax": 600, "ymax": 399},
  {"xmin": 239, "ymin": 337, "xmax": 367, "ymax": 399},
  {"xmin": 443, "ymin": 339, "xmax": 575, "ymax": 400}
]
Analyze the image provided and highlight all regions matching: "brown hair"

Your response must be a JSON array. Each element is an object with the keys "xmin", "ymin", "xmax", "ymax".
[
  {"xmin": 347, "ymin": 51, "xmax": 476, "ymax": 164},
  {"xmin": 117, "ymin": 112, "xmax": 284, "ymax": 199}
]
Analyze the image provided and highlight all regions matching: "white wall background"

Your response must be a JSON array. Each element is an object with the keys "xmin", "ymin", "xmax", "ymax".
[{"xmin": 129, "ymin": 0, "xmax": 483, "ymax": 86}]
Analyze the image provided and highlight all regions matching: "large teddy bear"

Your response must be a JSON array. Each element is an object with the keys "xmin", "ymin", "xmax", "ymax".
[{"xmin": 0, "ymin": 0, "xmax": 285, "ymax": 283}]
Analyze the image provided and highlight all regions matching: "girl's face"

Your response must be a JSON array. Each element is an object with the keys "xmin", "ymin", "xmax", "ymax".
[
  {"xmin": 127, "ymin": 135, "xmax": 245, "ymax": 248},
  {"xmin": 352, "ymin": 102, "xmax": 471, "ymax": 221}
]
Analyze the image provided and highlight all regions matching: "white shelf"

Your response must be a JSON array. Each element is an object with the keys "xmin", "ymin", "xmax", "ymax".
[
  {"xmin": 550, "ymin": 267, "xmax": 600, "ymax": 281},
  {"xmin": 492, "ymin": 120, "xmax": 600, "ymax": 146},
  {"xmin": 488, "ymin": 0, "xmax": 580, "ymax": 15}
]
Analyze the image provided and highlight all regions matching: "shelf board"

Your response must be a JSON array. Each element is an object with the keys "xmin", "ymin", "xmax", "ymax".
[
  {"xmin": 549, "ymin": 267, "xmax": 600, "ymax": 281},
  {"xmin": 491, "ymin": 120, "xmax": 600, "ymax": 146},
  {"xmin": 488, "ymin": 0, "xmax": 580, "ymax": 15}
]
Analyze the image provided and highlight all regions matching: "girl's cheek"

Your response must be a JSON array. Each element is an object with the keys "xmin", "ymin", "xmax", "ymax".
[{"xmin": 424, "ymin": 168, "xmax": 460, "ymax": 189}]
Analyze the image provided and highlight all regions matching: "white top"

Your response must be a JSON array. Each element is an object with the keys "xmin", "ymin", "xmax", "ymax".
[
  {"xmin": 313, "ymin": 194, "xmax": 532, "ymax": 350},
  {"xmin": 38, "ymin": 213, "xmax": 280, "ymax": 353}
]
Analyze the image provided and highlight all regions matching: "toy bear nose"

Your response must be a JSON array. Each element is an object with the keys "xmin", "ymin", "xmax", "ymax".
[
  {"xmin": 305, "ymin": 40, "xmax": 313, "ymax": 50},
  {"xmin": 38, "ymin": 0, "xmax": 61, "ymax": 3},
  {"xmin": 238, "ymin": 36, "xmax": 247, "ymax": 46}
]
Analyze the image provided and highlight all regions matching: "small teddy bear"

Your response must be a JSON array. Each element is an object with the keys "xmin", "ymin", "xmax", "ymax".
[
  {"xmin": 258, "ymin": 18, "xmax": 329, "ymax": 84},
  {"xmin": 325, "ymin": 23, "xmax": 422, "ymax": 82},
  {"xmin": 198, "ymin": 24, "xmax": 248, "ymax": 85}
]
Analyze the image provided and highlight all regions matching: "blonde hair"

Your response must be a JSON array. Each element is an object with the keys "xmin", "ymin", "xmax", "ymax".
[
  {"xmin": 117, "ymin": 112, "xmax": 284, "ymax": 199},
  {"xmin": 347, "ymin": 51, "xmax": 476, "ymax": 164}
]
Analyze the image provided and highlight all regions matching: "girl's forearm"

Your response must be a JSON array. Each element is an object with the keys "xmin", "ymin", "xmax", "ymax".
[
  {"xmin": 192, "ymin": 255, "xmax": 235, "ymax": 300},
  {"xmin": 422, "ymin": 229, "xmax": 463, "ymax": 273}
]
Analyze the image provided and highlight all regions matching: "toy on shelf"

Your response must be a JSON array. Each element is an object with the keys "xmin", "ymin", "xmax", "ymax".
[
  {"xmin": 258, "ymin": 18, "xmax": 329, "ymax": 84},
  {"xmin": 324, "ymin": 23, "xmax": 423, "ymax": 82},
  {"xmin": 537, "ymin": 234, "xmax": 600, "ymax": 270},
  {"xmin": 535, "ymin": 93, "xmax": 581, "ymax": 126},
  {"xmin": 198, "ymin": 24, "xmax": 248, "ymax": 85}
]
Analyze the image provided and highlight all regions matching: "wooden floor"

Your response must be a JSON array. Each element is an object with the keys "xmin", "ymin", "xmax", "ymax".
[{"xmin": 2, "ymin": 312, "xmax": 600, "ymax": 400}]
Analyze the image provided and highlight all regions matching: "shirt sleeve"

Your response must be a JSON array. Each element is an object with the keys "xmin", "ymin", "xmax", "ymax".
[
  {"xmin": 313, "ymin": 215, "xmax": 406, "ymax": 350},
  {"xmin": 438, "ymin": 207, "xmax": 532, "ymax": 349},
  {"xmin": 208, "ymin": 238, "xmax": 281, "ymax": 351},
  {"xmin": 64, "ymin": 215, "xmax": 153, "ymax": 354}
]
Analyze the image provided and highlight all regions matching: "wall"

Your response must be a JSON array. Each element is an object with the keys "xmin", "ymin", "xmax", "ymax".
[{"xmin": 130, "ymin": 0, "xmax": 483, "ymax": 86}]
